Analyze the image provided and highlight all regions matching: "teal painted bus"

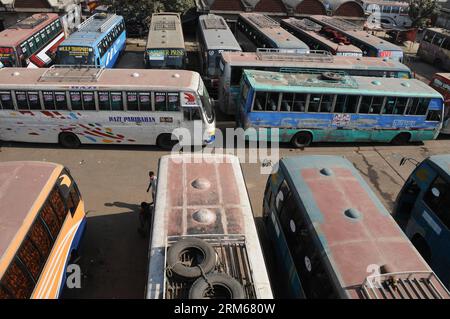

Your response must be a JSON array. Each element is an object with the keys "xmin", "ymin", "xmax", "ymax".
[
  {"xmin": 394, "ymin": 155, "xmax": 450, "ymax": 289},
  {"xmin": 237, "ymin": 70, "xmax": 444, "ymax": 147}
]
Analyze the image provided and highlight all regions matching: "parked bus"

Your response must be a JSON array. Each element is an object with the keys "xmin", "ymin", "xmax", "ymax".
[
  {"xmin": 236, "ymin": 13, "xmax": 309, "ymax": 54},
  {"xmin": 362, "ymin": 0, "xmax": 412, "ymax": 28},
  {"xmin": 238, "ymin": 69, "xmax": 443, "ymax": 147},
  {"xmin": 197, "ymin": 14, "xmax": 241, "ymax": 89},
  {"xmin": 418, "ymin": 28, "xmax": 450, "ymax": 72},
  {"xmin": 263, "ymin": 155, "xmax": 450, "ymax": 298},
  {"xmin": 0, "ymin": 161, "xmax": 86, "ymax": 299},
  {"xmin": 280, "ymin": 18, "xmax": 363, "ymax": 57},
  {"xmin": 56, "ymin": 13, "xmax": 126, "ymax": 68},
  {"xmin": 308, "ymin": 15, "xmax": 404, "ymax": 62},
  {"xmin": 145, "ymin": 13, "xmax": 186, "ymax": 69},
  {"xmin": 394, "ymin": 155, "xmax": 450, "ymax": 289},
  {"xmin": 429, "ymin": 73, "xmax": 450, "ymax": 134},
  {"xmin": 0, "ymin": 67, "xmax": 215, "ymax": 149},
  {"xmin": 146, "ymin": 154, "xmax": 273, "ymax": 299},
  {"xmin": 219, "ymin": 51, "xmax": 412, "ymax": 115},
  {"xmin": 0, "ymin": 13, "xmax": 64, "ymax": 68}
]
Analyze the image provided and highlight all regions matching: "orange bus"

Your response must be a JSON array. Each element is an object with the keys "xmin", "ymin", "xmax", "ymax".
[{"xmin": 0, "ymin": 161, "xmax": 86, "ymax": 299}]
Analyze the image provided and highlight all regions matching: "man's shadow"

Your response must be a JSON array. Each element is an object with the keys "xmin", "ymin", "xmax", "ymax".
[{"xmin": 104, "ymin": 201, "xmax": 140, "ymax": 213}]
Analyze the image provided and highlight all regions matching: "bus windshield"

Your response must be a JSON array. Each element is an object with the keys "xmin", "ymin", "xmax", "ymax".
[
  {"xmin": 146, "ymin": 49, "xmax": 184, "ymax": 69},
  {"xmin": 57, "ymin": 46, "xmax": 95, "ymax": 65},
  {"xmin": 0, "ymin": 47, "xmax": 16, "ymax": 67},
  {"xmin": 198, "ymin": 82, "xmax": 214, "ymax": 124}
]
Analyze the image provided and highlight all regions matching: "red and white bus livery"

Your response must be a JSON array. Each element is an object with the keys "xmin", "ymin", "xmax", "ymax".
[{"xmin": 0, "ymin": 13, "xmax": 65, "ymax": 68}]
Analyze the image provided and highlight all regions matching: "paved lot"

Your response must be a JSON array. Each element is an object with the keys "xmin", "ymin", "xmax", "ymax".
[{"xmin": 1, "ymin": 137, "xmax": 449, "ymax": 298}]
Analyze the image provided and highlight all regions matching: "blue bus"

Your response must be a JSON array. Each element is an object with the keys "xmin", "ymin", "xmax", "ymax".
[
  {"xmin": 238, "ymin": 69, "xmax": 444, "ymax": 147},
  {"xmin": 56, "ymin": 13, "xmax": 126, "ymax": 68},
  {"xmin": 263, "ymin": 155, "xmax": 450, "ymax": 298},
  {"xmin": 394, "ymin": 155, "xmax": 450, "ymax": 289}
]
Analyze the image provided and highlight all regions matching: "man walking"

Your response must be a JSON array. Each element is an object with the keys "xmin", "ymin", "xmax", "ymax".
[{"xmin": 146, "ymin": 171, "xmax": 157, "ymax": 202}]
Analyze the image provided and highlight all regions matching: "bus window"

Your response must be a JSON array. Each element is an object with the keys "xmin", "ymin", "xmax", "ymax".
[
  {"xmin": 110, "ymin": 92, "xmax": 123, "ymax": 111},
  {"xmin": 308, "ymin": 94, "xmax": 321, "ymax": 112},
  {"xmin": 167, "ymin": 93, "xmax": 180, "ymax": 112},
  {"xmin": 293, "ymin": 94, "xmax": 307, "ymax": 112},
  {"xmin": 54, "ymin": 92, "xmax": 67, "ymax": 110},
  {"xmin": 408, "ymin": 98, "xmax": 430, "ymax": 115},
  {"xmin": 1, "ymin": 260, "xmax": 34, "ymax": 298},
  {"xmin": 321, "ymin": 95, "xmax": 334, "ymax": 113},
  {"xmin": 82, "ymin": 92, "xmax": 95, "ymax": 110},
  {"xmin": 383, "ymin": 96, "xmax": 396, "ymax": 114},
  {"xmin": 155, "ymin": 92, "xmax": 167, "ymax": 111},
  {"xmin": 69, "ymin": 91, "xmax": 82, "ymax": 110},
  {"xmin": 98, "ymin": 91, "xmax": 110, "ymax": 110},
  {"xmin": 27, "ymin": 92, "xmax": 40, "ymax": 110},
  {"xmin": 335, "ymin": 95, "xmax": 359, "ymax": 113},
  {"xmin": 394, "ymin": 97, "xmax": 408, "ymax": 115},
  {"xmin": 43, "ymin": 91, "xmax": 56, "ymax": 110},
  {"xmin": 17, "ymin": 237, "xmax": 42, "ymax": 280},
  {"xmin": 281, "ymin": 93, "xmax": 294, "ymax": 112},
  {"xmin": 67, "ymin": 186, "xmax": 80, "ymax": 216},
  {"xmin": 139, "ymin": 92, "xmax": 151, "ymax": 111},
  {"xmin": 15, "ymin": 91, "xmax": 28, "ymax": 109},
  {"xmin": 230, "ymin": 67, "xmax": 243, "ymax": 85},
  {"xmin": 49, "ymin": 187, "xmax": 66, "ymax": 223},
  {"xmin": 40, "ymin": 201, "xmax": 61, "ymax": 238},
  {"xmin": 423, "ymin": 176, "xmax": 450, "ymax": 228},
  {"xmin": 183, "ymin": 107, "xmax": 202, "ymax": 121},
  {"xmin": 126, "ymin": 92, "xmax": 138, "ymax": 111},
  {"xmin": 426, "ymin": 110, "xmax": 442, "ymax": 122}
]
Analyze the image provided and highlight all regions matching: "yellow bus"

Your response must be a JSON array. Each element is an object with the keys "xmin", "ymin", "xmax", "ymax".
[{"xmin": 0, "ymin": 161, "xmax": 86, "ymax": 299}]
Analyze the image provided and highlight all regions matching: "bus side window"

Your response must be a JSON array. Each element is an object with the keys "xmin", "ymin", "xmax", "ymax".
[
  {"xmin": 126, "ymin": 92, "xmax": 139, "ymax": 111},
  {"xmin": 82, "ymin": 92, "xmax": 95, "ymax": 111},
  {"xmin": 383, "ymin": 96, "xmax": 395, "ymax": 114},
  {"xmin": 43, "ymin": 91, "xmax": 56, "ymax": 110},
  {"xmin": 40, "ymin": 200, "xmax": 61, "ymax": 238},
  {"xmin": 98, "ymin": 91, "xmax": 110, "ymax": 110},
  {"xmin": 54, "ymin": 92, "xmax": 68, "ymax": 110},
  {"xmin": 17, "ymin": 236, "xmax": 43, "ymax": 281},
  {"xmin": 69, "ymin": 91, "xmax": 82, "ymax": 110},
  {"xmin": 0, "ymin": 91, "xmax": 14, "ymax": 109},
  {"xmin": 49, "ymin": 187, "xmax": 67, "ymax": 223},
  {"xmin": 281, "ymin": 93, "xmax": 294, "ymax": 112},
  {"xmin": 110, "ymin": 92, "xmax": 123, "ymax": 111},
  {"xmin": 27, "ymin": 91, "xmax": 40, "ymax": 110},
  {"xmin": 0, "ymin": 259, "xmax": 35, "ymax": 298},
  {"xmin": 184, "ymin": 107, "xmax": 201, "ymax": 121},
  {"xmin": 308, "ymin": 94, "xmax": 321, "ymax": 112},
  {"xmin": 394, "ymin": 97, "xmax": 408, "ymax": 115},
  {"xmin": 155, "ymin": 92, "xmax": 167, "ymax": 111},
  {"xmin": 15, "ymin": 91, "xmax": 29, "ymax": 109},
  {"xmin": 139, "ymin": 92, "xmax": 151, "ymax": 111},
  {"xmin": 167, "ymin": 93, "xmax": 180, "ymax": 112},
  {"xmin": 423, "ymin": 176, "xmax": 450, "ymax": 228},
  {"xmin": 426, "ymin": 110, "xmax": 442, "ymax": 122},
  {"xmin": 293, "ymin": 94, "xmax": 307, "ymax": 112}
]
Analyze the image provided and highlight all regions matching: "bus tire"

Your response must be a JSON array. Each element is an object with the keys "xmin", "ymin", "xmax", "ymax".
[
  {"xmin": 291, "ymin": 132, "xmax": 312, "ymax": 148},
  {"xmin": 189, "ymin": 273, "xmax": 245, "ymax": 299},
  {"xmin": 157, "ymin": 133, "xmax": 178, "ymax": 150},
  {"xmin": 391, "ymin": 132, "xmax": 411, "ymax": 145},
  {"xmin": 167, "ymin": 237, "xmax": 216, "ymax": 279},
  {"xmin": 412, "ymin": 235, "xmax": 431, "ymax": 263},
  {"xmin": 59, "ymin": 133, "xmax": 81, "ymax": 148}
]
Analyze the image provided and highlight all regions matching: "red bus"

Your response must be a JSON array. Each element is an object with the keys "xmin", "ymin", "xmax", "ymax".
[
  {"xmin": 0, "ymin": 13, "xmax": 65, "ymax": 68},
  {"xmin": 429, "ymin": 73, "xmax": 450, "ymax": 134}
]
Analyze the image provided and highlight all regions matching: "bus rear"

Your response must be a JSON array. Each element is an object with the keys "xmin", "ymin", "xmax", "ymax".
[
  {"xmin": 147, "ymin": 154, "xmax": 273, "ymax": 299},
  {"xmin": 429, "ymin": 73, "xmax": 450, "ymax": 134}
]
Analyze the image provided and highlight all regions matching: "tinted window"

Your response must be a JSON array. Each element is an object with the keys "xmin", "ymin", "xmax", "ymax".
[
  {"xmin": 139, "ymin": 92, "xmax": 151, "ymax": 111},
  {"xmin": 0, "ymin": 260, "xmax": 34, "ymax": 298},
  {"xmin": 69, "ymin": 91, "xmax": 82, "ymax": 110},
  {"xmin": 17, "ymin": 237, "xmax": 42, "ymax": 280},
  {"xmin": 67, "ymin": 186, "xmax": 80, "ymax": 216},
  {"xmin": 43, "ymin": 91, "xmax": 56, "ymax": 110},
  {"xmin": 40, "ymin": 201, "xmax": 61, "ymax": 238},
  {"xmin": 126, "ymin": 92, "xmax": 138, "ymax": 111},
  {"xmin": 0, "ymin": 91, "xmax": 14, "ymax": 109},
  {"xmin": 54, "ymin": 92, "xmax": 67, "ymax": 110},
  {"xmin": 110, "ymin": 92, "xmax": 123, "ymax": 111},
  {"xmin": 167, "ymin": 93, "xmax": 180, "ymax": 112},
  {"xmin": 82, "ymin": 92, "xmax": 95, "ymax": 110},
  {"xmin": 98, "ymin": 91, "xmax": 110, "ymax": 110},
  {"xmin": 426, "ymin": 110, "xmax": 441, "ymax": 122},
  {"xmin": 15, "ymin": 91, "xmax": 28, "ymax": 109},
  {"xmin": 49, "ymin": 187, "xmax": 67, "ymax": 223},
  {"xmin": 27, "ymin": 92, "xmax": 40, "ymax": 110},
  {"xmin": 155, "ymin": 92, "xmax": 167, "ymax": 111},
  {"xmin": 423, "ymin": 176, "xmax": 450, "ymax": 229}
]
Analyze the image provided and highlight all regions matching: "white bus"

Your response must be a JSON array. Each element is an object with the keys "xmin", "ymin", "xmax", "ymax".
[
  {"xmin": 0, "ymin": 67, "xmax": 215, "ymax": 149},
  {"xmin": 146, "ymin": 154, "xmax": 273, "ymax": 299}
]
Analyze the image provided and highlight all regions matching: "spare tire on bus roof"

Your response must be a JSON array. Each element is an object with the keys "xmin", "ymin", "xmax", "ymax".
[
  {"xmin": 189, "ymin": 273, "xmax": 245, "ymax": 299},
  {"xmin": 166, "ymin": 237, "xmax": 216, "ymax": 279}
]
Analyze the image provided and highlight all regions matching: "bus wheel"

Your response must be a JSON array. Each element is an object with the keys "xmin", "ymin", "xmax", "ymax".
[
  {"xmin": 157, "ymin": 133, "xmax": 178, "ymax": 150},
  {"xmin": 59, "ymin": 133, "xmax": 81, "ymax": 148},
  {"xmin": 391, "ymin": 133, "xmax": 411, "ymax": 145},
  {"xmin": 167, "ymin": 237, "xmax": 216, "ymax": 279},
  {"xmin": 291, "ymin": 132, "xmax": 312, "ymax": 148},
  {"xmin": 412, "ymin": 235, "xmax": 431, "ymax": 263},
  {"xmin": 189, "ymin": 273, "xmax": 245, "ymax": 299}
]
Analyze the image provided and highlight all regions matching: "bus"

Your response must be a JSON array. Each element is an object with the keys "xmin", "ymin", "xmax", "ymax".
[
  {"xmin": 362, "ymin": 0, "xmax": 412, "ymax": 28},
  {"xmin": 146, "ymin": 154, "xmax": 273, "ymax": 299},
  {"xmin": 263, "ymin": 155, "xmax": 450, "ymax": 298},
  {"xmin": 218, "ymin": 51, "xmax": 412, "ymax": 115},
  {"xmin": 197, "ymin": 14, "xmax": 241, "ymax": 89},
  {"xmin": 0, "ymin": 13, "xmax": 64, "ymax": 68},
  {"xmin": 429, "ymin": 73, "xmax": 450, "ymax": 134},
  {"xmin": 308, "ymin": 15, "xmax": 404, "ymax": 62},
  {"xmin": 56, "ymin": 13, "xmax": 126, "ymax": 68},
  {"xmin": 280, "ymin": 18, "xmax": 363, "ymax": 57},
  {"xmin": 0, "ymin": 161, "xmax": 86, "ymax": 299},
  {"xmin": 417, "ymin": 28, "xmax": 450, "ymax": 72},
  {"xmin": 238, "ymin": 69, "xmax": 444, "ymax": 147},
  {"xmin": 236, "ymin": 13, "xmax": 309, "ymax": 54},
  {"xmin": 394, "ymin": 155, "xmax": 450, "ymax": 289},
  {"xmin": 0, "ymin": 67, "xmax": 215, "ymax": 150},
  {"xmin": 145, "ymin": 13, "xmax": 186, "ymax": 69}
]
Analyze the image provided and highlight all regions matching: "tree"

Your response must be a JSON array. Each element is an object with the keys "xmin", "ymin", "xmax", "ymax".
[{"xmin": 409, "ymin": 0, "xmax": 440, "ymax": 27}]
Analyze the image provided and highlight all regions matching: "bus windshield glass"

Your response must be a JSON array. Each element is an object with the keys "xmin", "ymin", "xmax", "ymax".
[
  {"xmin": 198, "ymin": 81, "xmax": 214, "ymax": 123},
  {"xmin": 57, "ymin": 46, "xmax": 95, "ymax": 65},
  {"xmin": 146, "ymin": 49, "xmax": 184, "ymax": 69},
  {"xmin": 0, "ymin": 47, "xmax": 16, "ymax": 67}
]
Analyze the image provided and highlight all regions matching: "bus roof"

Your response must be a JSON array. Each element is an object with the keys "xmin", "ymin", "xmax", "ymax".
[
  {"xmin": 243, "ymin": 69, "xmax": 440, "ymax": 97},
  {"xmin": 0, "ymin": 13, "xmax": 59, "ymax": 48},
  {"xmin": 221, "ymin": 52, "xmax": 411, "ymax": 72},
  {"xmin": 281, "ymin": 18, "xmax": 362, "ymax": 55},
  {"xmin": 279, "ymin": 155, "xmax": 447, "ymax": 298},
  {"xmin": 59, "ymin": 13, "xmax": 123, "ymax": 48},
  {"xmin": 309, "ymin": 15, "xmax": 403, "ymax": 51},
  {"xmin": 198, "ymin": 14, "xmax": 241, "ymax": 52},
  {"xmin": 0, "ymin": 161, "xmax": 62, "ymax": 276},
  {"xmin": 147, "ymin": 154, "xmax": 272, "ymax": 298},
  {"xmin": 435, "ymin": 73, "xmax": 450, "ymax": 81},
  {"xmin": 238, "ymin": 13, "xmax": 309, "ymax": 50},
  {"xmin": 427, "ymin": 154, "xmax": 450, "ymax": 176},
  {"xmin": 361, "ymin": 0, "xmax": 409, "ymax": 7},
  {"xmin": 0, "ymin": 67, "xmax": 200, "ymax": 91},
  {"xmin": 146, "ymin": 12, "xmax": 185, "ymax": 50}
]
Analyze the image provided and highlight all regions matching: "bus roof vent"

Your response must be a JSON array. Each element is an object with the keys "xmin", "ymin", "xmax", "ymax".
[
  {"xmin": 371, "ymin": 80, "xmax": 381, "ymax": 86},
  {"xmin": 191, "ymin": 178, "xmax": 211, "ymax": 190},
  {"xmin": 154, "ymin": 20, "xmax": 176, "ymax": 31},
  {"xmin": 248, "ymin": 14, "xmax": 279, "ymax": 28},
  {"xmin": 12, "ymin": 71, "xmax": 20, "ymax": 76},
  {"xmin": 401, "ymin": 82, "xmax": 410, "ymax": 87},
  {"xmin": 344, "ymin": 208, "xmax": 361, "ymax": 220},
  {"xmin": 203, "ymin": 16, "xmax": 227, "ymax": 30},
  {"xmin": 15, "ymin": 14, "xmax": 49, "ymax": 29},
  {"xmin": 131, "ymin": 72, "xmax": 140, "ymax": 78},
  {"xmin": 320, "ymin": 168, "xmax": 333, "ymax": 176},
  {"xmin": 192, "ymin": 208, "xmax": 216, "ymax": 224},
  {"xmin": 39, "ymin": 65, "xmax": 105, "ymax": 83}
]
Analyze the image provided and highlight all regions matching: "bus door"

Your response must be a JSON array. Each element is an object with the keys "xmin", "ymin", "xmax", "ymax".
[{"xmin": 179, "ymin": 91, "xmax": 204, "ymax": 146}]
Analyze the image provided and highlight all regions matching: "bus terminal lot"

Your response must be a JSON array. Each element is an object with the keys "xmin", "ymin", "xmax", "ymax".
[{"xmin": 1, "ymin": 138, "xmax": 449, "ymax": 298}]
